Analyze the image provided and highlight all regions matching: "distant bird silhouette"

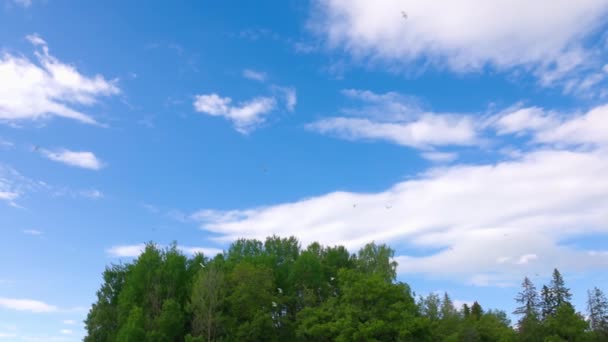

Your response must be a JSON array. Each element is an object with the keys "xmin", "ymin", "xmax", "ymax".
[
  {"xmin": 401, "ymin": 11, "xmax": 408, "ymax": 20},
  {"xmin": 385, "ymin": 205, "xmax": 392, "ymax": 209},
  {"xmin": 353, "ymin": 204, "xmax": 357, "ymax": 208}
]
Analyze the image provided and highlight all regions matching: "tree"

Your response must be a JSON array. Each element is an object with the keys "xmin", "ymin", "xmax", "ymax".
[
  {"xmin": 84, "ymin": 264, "xmax": 128, "ymax": 342},
  {"xmin": 514, "ymin": 276, "xmax": 539, "ymax": 318},
  {"xmin": 190, "ymin": 265, "xmax": 225, "ymax": 342},
  {"xmin": 550, "ymin": 269, "xmax": 572, "ymax": 308},
  {"xmin": 116, "ymin": 306, "xmax": 146, "ymax": 342},
  {"xmin": 471, "ymin": 301, "xmax": 484, "ymax": 321},
  {"xmin": 587, "ymin": 287, "xmax": 608, "ymax": 336},
  {"xmin": 543, "ymin": 303, "xmax": 588, "ymax": 341},
  {"xmin": 540, "ymin": 285, "xmax": 554, "ymax": 320},
  {"xmin": 356, "ymin": 242, "xmax": 397, "ymax": 282}
]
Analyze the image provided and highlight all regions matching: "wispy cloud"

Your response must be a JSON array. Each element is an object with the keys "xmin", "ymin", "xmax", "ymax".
[
  {"xmin": 307, "ymin": 89, "xmax": 477, "ymax": 150},
  {"xmin": 42, "ymin": 149, "xmax": 103, "ymax": 170},
  {"xmin": 242, "ymin": 69, "xmax": 268, "ymax": 82},
  {"xmin": 0, "ymin": 297, "xmax": 58, "ymax": 313},
  {"xmin": 61, "ymin": 320, "xmax": 75, "ymax": 325},
  {"xmin": 22, "ymin": 229, "xmax": 43, "ymax": 236},
  {"xmin": 0, "ymin": 34, "xmax": 119, "ymax": 125},
  {"xmin": 420, "ymin": 151, "xmax": 458, "ymax": 163}
]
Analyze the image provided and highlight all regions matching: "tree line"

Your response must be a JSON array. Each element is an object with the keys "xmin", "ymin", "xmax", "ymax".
[{"xmin": 84, "ymin": 236, "xmax": 608, "ymax": 341}]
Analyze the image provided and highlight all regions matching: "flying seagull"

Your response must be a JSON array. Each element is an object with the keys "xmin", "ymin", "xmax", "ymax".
[{"xmin": 401, "ymin": 11, "xmax": 408, "ymax": 20}]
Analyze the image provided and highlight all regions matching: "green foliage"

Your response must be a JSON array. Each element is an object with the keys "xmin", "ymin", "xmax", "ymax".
[{"xmin": 84, "ymin": 237, "xmax": 602, "ymax": 342}]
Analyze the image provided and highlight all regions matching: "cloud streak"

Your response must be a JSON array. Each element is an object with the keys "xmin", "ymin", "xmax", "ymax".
[
  {"xmin": 42, "ymin": 149, "xmax": 103, "ymax": 170},
  {"xmin": 0, "ymin": 297, "xmax": 58, "ymax": 313}
]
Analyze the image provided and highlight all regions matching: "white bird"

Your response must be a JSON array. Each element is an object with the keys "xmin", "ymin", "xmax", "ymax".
[{"xmin": 330, "ymin": 276, "xmax": 335, "ymax": 281}]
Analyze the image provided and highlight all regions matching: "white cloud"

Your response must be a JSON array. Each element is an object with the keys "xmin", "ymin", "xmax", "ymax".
[
  {"xmin": 242, "ymin": 69, "xmax": 268, "ymax": 82},
  {"xmin": 193, "ymin": 102, "xmax": 608, "ymax": 285},
  {"xmin": 0, "ymin": 297, "xmax": 58, "ymax": 313},
  {"xmin": 23, "ymin": 229, "xmax": 42, "ymax": 236},
  {"xmin": 193, "ymin": 93, "xmax": 276, "ymax": 133},
  {"xmin": 106, "ymin": 244, "xmax": 222, "ymax": 258},
  {"xmin": 494, "ymin": 104, "xmax": 608, "ymax": 146},
  {"xmin": 42, "ymin": 149, "xmax": 103, "ymax": 170},
  {"xmin": 58, "ymin": 330, "xmax": 72, "ymax": 335},
  {"xmin": 420, "ymin": 152, "xmax": 458, "ymax": 163},
  {"xmin": 0, "ymin": 34, "xmax": 119, "ymax": 125},
  {"xmin": 308, "ymin": 115, "xmax": 477, "ymax": 148},
  {"xmin": 0, "ymin": 332, "xmax": 17, "ymax": 339},
  {"xmin": 310, "ymin": 0, "xmax": 608, "ymax": 82},
  {"xmin": 271, "ymin": 86, "xmax": 297, "ymax": 112},
  {"xmin": 62, "ymin": 320, "xmax": 75, "ymax": 325},
  {"xmin": 493, "ymin": 107, "xmax": 558, "ymax": 135},
  {"xmin": 308, "ymin": 89, "xmax": 478, "ymax": 150},
  {"xmin": 516, "ymin": 254, "xmax": 538, "ymax": 265}
]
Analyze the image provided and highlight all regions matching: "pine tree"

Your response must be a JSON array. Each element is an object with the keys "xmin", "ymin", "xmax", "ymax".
[
  {"xmin": 587, "ymin": 287, "xmax": 608, "ymax": 334},
  {"xmin": 471, "ymin": 301, "xmax": 483, "ymax": 320},
  {"xmin": 463, "ymin": 304, "xmax": 471, "ymax": 318},
  {"xmin": 514, "ymin": 276, "xmax": 539, "ymax": 318},
  {"xmin": 549, "ymin": 269, "xmax": 571, "ymax": 308},
  {"xmin": 540, "ymin": 285, "xmax": 554, "ymax": 319}
]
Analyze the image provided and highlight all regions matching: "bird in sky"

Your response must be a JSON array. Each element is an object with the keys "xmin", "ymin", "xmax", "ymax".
[{"xmin": 401, "ymin": 11, "xmax": 408, "ymax": 19}]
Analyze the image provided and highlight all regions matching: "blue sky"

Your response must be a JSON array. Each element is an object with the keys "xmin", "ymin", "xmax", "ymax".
[{"xmin": 2, "ymin": 0, "xmax": 608, "ymax": 340}]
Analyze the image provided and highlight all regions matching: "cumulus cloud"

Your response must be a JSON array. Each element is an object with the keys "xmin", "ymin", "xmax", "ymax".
[
  {"xmin": 0, "ymin": 297, "xmax": 58, "ymax": 313},
  {"xmin": 193, "ymin": 93, "xmax": 276, "ymax": 133},
  {"xmin": 106, "ymin": 244, "xmax": 223, "ymax": 258},
  {"xmin": 242, "ymin": 69, "xmax": 268, "ymax": 82},
  {"xmin": 193, "ymin": 103, "xmax": 608, "ymax": 285},
  {"xmin": 307, "ymin": 89, "xmax": 478, "ymax": 150},
  {"xmin": 42, "ymin": 149, "xmax": 103, "ymax": 170},
  {"xmin": 0, "ymin": 34, "xmax": 119, "ymax": 125},
  {"xmin": 309, "ymin": 0, "xmax": 608, "ymax": 84}
]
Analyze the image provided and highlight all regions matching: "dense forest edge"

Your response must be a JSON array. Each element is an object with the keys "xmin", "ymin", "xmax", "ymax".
[{"xmin": 84, "ymin": 236, "xmax": 608, "ymax": 341}]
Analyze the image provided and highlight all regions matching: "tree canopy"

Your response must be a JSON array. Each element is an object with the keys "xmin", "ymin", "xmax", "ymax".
[{"xmin": 85, "ymin": 237, "xmax": 602, "ymax": 341}]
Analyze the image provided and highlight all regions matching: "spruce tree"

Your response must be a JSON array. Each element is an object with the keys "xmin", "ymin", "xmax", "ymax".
[
  {"xmin": 587, "ymin": 287, "xmax": 608, "ymax": 334},
  {"xmin": 514, "ymin": 276, "xmax": 539, "ymax": 318},
  {"xmin": 549, "ymin": 269, "xmax": 571, "ymax": 308}
]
